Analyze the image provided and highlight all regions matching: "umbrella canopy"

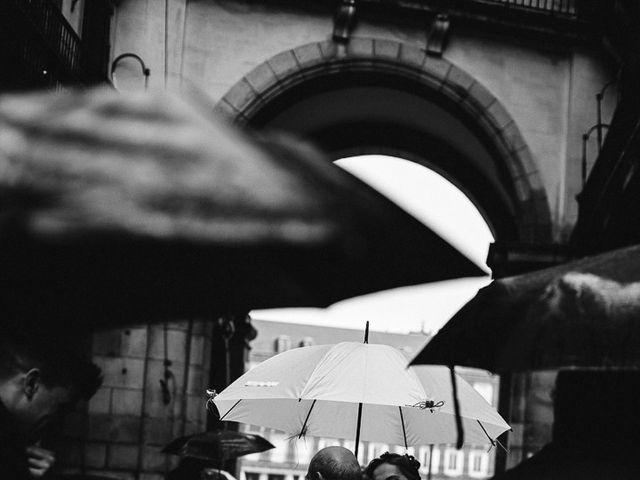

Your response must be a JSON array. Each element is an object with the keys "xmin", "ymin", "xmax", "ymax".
[
  {"xmin": 0, "ymin": 88, "xmax": 483, "ymax": 331},
  {"xmin": 211, "ymin": 342, "xmax": 509, "ymax": 453},
  {"xmin": 162, "ymin": 430, "xmax": 275, "ymax": 462},
  {"xmin": 410, "ymin": 243, "xmax": 640, "ymax": 372}
]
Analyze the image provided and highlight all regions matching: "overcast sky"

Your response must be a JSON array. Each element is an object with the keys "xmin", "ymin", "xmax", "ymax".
[{"xmin": 252, "ymin": 155, "xmax": 494, "ymax": 334}]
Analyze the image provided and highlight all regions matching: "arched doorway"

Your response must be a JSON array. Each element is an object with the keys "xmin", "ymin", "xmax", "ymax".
[{"xmin": 216, "ymin": 38, "xmax": 552, "ymax": 245}]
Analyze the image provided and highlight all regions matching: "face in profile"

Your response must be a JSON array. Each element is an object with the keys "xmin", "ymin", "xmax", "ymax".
[
  {"xmin": 370, "ymin": 463, "xmax": 410, "ymax": 480},
  {"xmin": 13, "ymin": 376, "xmax": 76, "ymax": 443}
]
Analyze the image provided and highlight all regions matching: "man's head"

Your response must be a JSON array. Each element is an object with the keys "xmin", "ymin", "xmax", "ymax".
[
  {"xmin": 307, "ymin": 446, "xmax": 361, "ymax": 480},
  {"xmin": 0, "ymin": 331, "xmax": 102, "ymax": 443}
]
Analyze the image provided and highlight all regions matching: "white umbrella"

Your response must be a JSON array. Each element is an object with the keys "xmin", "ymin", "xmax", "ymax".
[{"xmin": 211, "ymin": 339, "xmax": 509, "ymax": 455}]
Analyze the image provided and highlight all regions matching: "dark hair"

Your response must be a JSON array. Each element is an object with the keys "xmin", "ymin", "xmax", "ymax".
[
  {"xmin": 0, "ymin": 331, "xmax": 102, "ymax": 400},
  {"xmin": 365, "ymin": 453, "xmax": 421, "ymax": 480}
]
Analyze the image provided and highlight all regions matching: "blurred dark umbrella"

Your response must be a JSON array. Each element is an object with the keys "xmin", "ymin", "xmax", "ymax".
[
  {"xmin": 410, "ymin": 244, "xmax": 640, "ymax": 372},
  {"xmin": 0, "ymin": 88, "xmax": 483, "ymax": 333},
  {"xmin": 162, "ymin": 430, "xmax": 274, "ymax": 462}
]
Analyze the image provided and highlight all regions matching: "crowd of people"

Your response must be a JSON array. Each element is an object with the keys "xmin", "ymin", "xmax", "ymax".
[
  {"xmin": 0, "ymin": 331, "xmax": 423, "ymax": 480},
  {"xmin": 3, "ymin": 309, "xmax": 640, "ymax": 480}
]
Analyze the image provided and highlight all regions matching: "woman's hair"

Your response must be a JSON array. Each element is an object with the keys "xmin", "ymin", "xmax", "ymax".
[{"xmin": 364, "ymin": 452, "xmax": 421, "ymax": 480}]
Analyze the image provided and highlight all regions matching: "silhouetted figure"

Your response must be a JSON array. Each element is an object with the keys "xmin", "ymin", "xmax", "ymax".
[
  {"xmin": 492, "ymin": 370, "xmax": 640, "ymax": 480},
  {"xmin": 0, "ymin": 331, "xmax": 102, "ymax": 479}
]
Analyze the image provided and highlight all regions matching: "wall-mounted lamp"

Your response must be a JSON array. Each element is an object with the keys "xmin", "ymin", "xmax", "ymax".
[{"xmin": 110, "ymin": 53, "xmax": 150, "ymax": 90}]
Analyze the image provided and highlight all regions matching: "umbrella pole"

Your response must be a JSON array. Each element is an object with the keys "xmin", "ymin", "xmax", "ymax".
[
  {"xmin": 398, "ymin": 407, "xmax": 408, "ymax": 449},
  {"xmin": 354, "ymin": 321, "xmax": 369, "ymax": 459},
  {"xmin": 355, "ymin": 402, "xmax": 363, "ymax": 458},
  {"xmin": 449, "ymin": 365, "xmax": 464, "ymax": 449},
  {"xmin": 427, "ymin": 445, "xmax": 433, "ymax": 480}
]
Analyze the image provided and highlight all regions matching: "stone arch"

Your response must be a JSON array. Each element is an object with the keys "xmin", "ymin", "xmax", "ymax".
[{"xmin": 216, "ymin": 38, "xmax": 552, "ymax": 244}]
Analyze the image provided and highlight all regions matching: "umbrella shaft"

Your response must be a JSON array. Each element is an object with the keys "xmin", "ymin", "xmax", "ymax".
[{"xmin": 354, "ymin": 402, "xmax": 363, "ymax": 458}]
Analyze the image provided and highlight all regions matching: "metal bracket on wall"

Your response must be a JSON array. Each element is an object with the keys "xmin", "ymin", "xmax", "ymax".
[
  {"xmin": 333, "ymin": 0, "xmax": 356, "ymax": 44},
  {"xmin": 426, "ymin": 13, "xmax": 450, "ymax": 57},
  {"xmin": 110, "ymin": 52, "xmax": 150, "ymax": 90}
]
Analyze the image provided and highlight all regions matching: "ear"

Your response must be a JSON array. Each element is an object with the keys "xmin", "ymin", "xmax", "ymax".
[{"xmin": 23, "ymin": 368, "xmax": 41, "ymax": 400}]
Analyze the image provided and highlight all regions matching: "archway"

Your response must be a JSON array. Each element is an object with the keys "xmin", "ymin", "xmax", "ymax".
[{"xmin": 216, "ymin": 38, "xmax": 552, "ymax": 245}]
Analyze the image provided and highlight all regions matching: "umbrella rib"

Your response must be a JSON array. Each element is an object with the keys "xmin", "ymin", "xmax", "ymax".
[
  {"xmin": 476, "ymin": 420, "xmax": 495, "ymax": 446},
  {"xmin": 219, "ymin": 400, "xmax": 242, "ymax": 421},
  {"xmin": 299, "ymin": 399, "xmax": 317, "ymax": 439},
  {"xmin": 398, "ymin": 406, "xmax": 408, "ymax": 449},
  {"xmin": 476, "ymin": 419, "xmax": 508, "ymax": 452}
]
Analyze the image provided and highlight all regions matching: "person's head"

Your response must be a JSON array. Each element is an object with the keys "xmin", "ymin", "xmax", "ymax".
[
  {"xmin": 307, "ymin": 446, "xmax": 362, "ymax": 480},
  {"xmin": 365, "ymin": 452, "xmax": 421, "ymax": 480},
  {"xmin": 0, "ymin": 331, "xmax": 102, "ymax": 443}
]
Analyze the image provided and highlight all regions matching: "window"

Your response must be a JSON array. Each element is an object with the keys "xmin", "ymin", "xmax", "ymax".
[
  {"xmin": 268, "ymin": 475, "xmax": 285, "ymax": 480},
  {"xmin": 417, "ymin": 447, "xmax": 429, "ymax": 471},
  {"xmin": 428, "ymin": 447, "xmax": 440, "ymax": 474},
  {"xmin": 245, "ymin": 473, "xmax": 261, "ymax": 480},
  {"xmin": 468, "ymin": 451, "xmax": 489, "ymax": 478},
  {"xmin": 443, "ymin": 448, "xmax": 464, "ymax": 476},
  {"xmin": 276, "ymin": 335, "xmax": 292, "ymax": 352}
]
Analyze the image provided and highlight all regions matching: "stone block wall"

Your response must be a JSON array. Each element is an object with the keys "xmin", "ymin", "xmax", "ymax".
[{"xmin": 56, "ymin": 320, "xmax": 215, "ymax": 480}]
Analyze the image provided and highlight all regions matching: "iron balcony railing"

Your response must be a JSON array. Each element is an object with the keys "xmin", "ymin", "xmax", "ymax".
[
  {"xmin": 475, "ymin": 0, "xmax": 576, "ymax": 16},
  {"xmin": 14, "ymin": 0, "xmax": 83, "ymax": 84},
  {"xmin": 0, "ymin": 0, "xmax": 112, "ymax": 90},
  {"xmin": 354, "ymin": 0, "xmax": 594, "ymax": 41}
]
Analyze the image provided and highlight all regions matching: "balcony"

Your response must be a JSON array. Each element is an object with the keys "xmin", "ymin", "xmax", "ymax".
[
  {"xmin": 0, "ymin": 0, "xmax": 111, "ymax": 91},
  {"xmin": 454, "ymin": 0, "xmax": 577, "ymax": 16},
  {"xmin": 349, "ymin": 0, "xmax": 596, "ymax": 44}
]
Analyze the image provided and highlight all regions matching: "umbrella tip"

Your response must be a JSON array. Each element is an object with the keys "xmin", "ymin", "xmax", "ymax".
[{"xmin": 364, "ymin": 321, "xmax": 369, "ymax": 344}]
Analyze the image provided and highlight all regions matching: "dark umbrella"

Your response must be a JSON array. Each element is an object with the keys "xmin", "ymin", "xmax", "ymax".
[
  {"xmin": 0, "ymin": 88, "xmax": 483, "ymax": 332},
  {"xmin": 162, "ymin": 430, "xmax": 274, "ymax": 462},
  {"xmin": 410, "ymin": 243, "xmax": 640, "ymax": 372}
]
